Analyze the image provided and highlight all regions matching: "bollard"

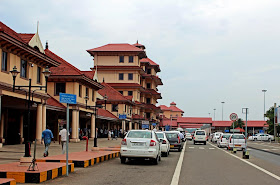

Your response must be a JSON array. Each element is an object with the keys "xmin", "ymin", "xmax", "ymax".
[
  {"xmin": 82, "ymin": 136, "xmax": 88, "ymax": 151},
  {"xmin": 242, "ymin": 149, "xmax": 250, "ymax": 159}
]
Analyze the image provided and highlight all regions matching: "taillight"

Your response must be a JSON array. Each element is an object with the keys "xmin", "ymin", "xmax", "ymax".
[
  {"xmin": 178, "ymin": 136, "xmax": 180, "ymax": 143},
  {"xmin": 121, "ymin": 139, "xmax": 127, "ymax": 145},
  {"xmin": 162, "ymin": 140, "xmax": 167, "ymax": 144},
  {"xmin": 193, "ymin": 137, "xmax": 195, "ymax": 140},
  {"xmin": 150, "ymin": 139, "xmax": 156, "ymax": 146},
  {"xmin": 221, "ymin": 136, "xmax": 223, "ymax": 140}
]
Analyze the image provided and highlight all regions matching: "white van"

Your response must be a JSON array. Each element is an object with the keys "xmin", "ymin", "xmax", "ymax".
[{"xmin": 193, "ymin": 130, "xmax": 207, "ymax": 145}]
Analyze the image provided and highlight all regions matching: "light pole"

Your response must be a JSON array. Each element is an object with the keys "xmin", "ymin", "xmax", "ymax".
[
  {"xmin": 208, "ymin": 113, "xmax": 211, "ymax": 117},
  {"xmin": 10, "ymin": 66, "xmax": 51, "ymax": 157},
  {"xmin": 104, "ymin": 94, "xmax": 108, "ymax": 110},
  {"xmin": 262, "ymin": 90, "xmax": 267, "ymax": 121},
  {"xmin": 242, "ymin": 108, "xmax": 249, "ymax": 159},
  {"xmin": 221, "ymin": 102, "xmax": 225, "ymax": 121},
  {"xmin": 213, "ymin": 109, "xmax": 216, "ymax": 121}
]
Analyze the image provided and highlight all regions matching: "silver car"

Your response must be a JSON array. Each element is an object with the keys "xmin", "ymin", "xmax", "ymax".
[{"xmin": 217, "ymin": 133, "xmax": 231, "ymax": 148}]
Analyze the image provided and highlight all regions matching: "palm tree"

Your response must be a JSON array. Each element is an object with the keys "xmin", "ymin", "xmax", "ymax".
[{"xmin": 230, "ymin": 118, "xmax": 244, "ymax": 129}]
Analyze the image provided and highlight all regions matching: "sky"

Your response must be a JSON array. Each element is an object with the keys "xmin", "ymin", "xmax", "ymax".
[{"xmin": 1, "ymin": 0, "xmax": 280, "ymax": 121}]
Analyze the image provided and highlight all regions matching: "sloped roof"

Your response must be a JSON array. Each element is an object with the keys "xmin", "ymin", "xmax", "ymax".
[
  {"xmin": 160, "ymin": 118, "xmax": 178, "ymax": 127},
  {"xmin": 46, "ymin": 96, "xmax": 65, "ymax": 108},
  {"xmin": 88, "ymin": 43, "xmax": 144, "ymax": 52},
  {"xmin": 140, "ymin": 58, "xmax": 159, "ymax": 66},
  {"xmin": 97, "ymin": 108, "xmax": 118, "ymax": 120},
  {"xmin": 82, "ymin": 71, "xmax": 95, "ymax": 79},
  {"xmin": 0, "ymin": 22, "xmax": 24, "ymax": 42},
  {"xmin": 98, "ymin": 82, "xmax": 130, "ymax": 102},
  {"xmin": 159, "ymin": 105, "xmax": 171, "ymax": 111},
  {"xmin": 159, "ymin": 104, "xmax": 184, "ymax": 113},
  {"xmin": 18, "ymin": 33, "xmax": 35, "ymax": 44},
  {"xmin": 246, "ymin": 121, "xmax": 268, "ymax": 127},
  {"xmin": 177, "ymin": 117, "xmax": 212, "ymax": 124},
  {"xmin": 179, "ymin": 124, "xmax": 203, "ymax": 128}
]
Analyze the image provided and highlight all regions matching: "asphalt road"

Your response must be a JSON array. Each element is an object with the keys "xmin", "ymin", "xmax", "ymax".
[{"xmin": 35, "ymin": 141, "xmax": 280, "ymax": 185}]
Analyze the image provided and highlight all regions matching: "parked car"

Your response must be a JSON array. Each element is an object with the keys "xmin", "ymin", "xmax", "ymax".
[
  {"xmin": 120, "ymin": 130, "xmax": 161, "ymax": 165},
  {"xmin": 248, "ymin": 133, "xmax": 274, "ymax": 141},
  {"xmin": 193, "ymin": 130, "xmax": 207, "ymax": 145},
  {"xmin": 165, "ymin": 131, "xmax": 183, "ymax": 152},
  {"xmin": 185, "ymin": 133, "xmax": 193, "ymax": 140},
  {"xmin": 227, "ymin": 134, "xmax": 246, "ymax": 151},
  {"xmin": 155, "ymin": 131, "xmax": 170, "ymax": 157},
  {"xmin": 217, "ymin": 133, "xmax": 231, "ymax": 148},
  {"xmin": 211, "ymin": 132, "xmax": 223, "ymax": 143}
]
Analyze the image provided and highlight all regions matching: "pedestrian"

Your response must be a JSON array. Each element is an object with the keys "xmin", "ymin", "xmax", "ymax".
[
  {"xmin": 111, "ymin": 130, "xmax": 115, "ymax": 140},
  {"xmin": 59, "ymin": 124, "xmax": 70, "ymax": 154},
  {"xmin": 108, "ymin": 130, "xmax": 111, "ymax": 140},
  {"xmin": 41, "ymin": 125, "xmax": 55, "ymax": 157}
]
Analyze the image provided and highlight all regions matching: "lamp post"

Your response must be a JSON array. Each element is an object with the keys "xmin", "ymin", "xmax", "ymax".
[
  {"xmin": 10, "ymin": 66, "xmax": 51, "ymax": 157},
  {"xmin": 208, "ymin": 113, "xmax": 211, "ymax": 117},
  {"xmin": 221, "ymin": 102, "xmax": 225, "ymax": 121},
  {"xmin": 104, "ymin": 94, "xmax": 108, "ymax": 110},
  {"xmin": 242, "ymin": 108, "xmax": 249, "ymax": 158},
  {"xmin": 213, "ymin": 109, "xmax": 216, "ymax": 121},
  {"xmin": 262, "ymin": 90, "xmax": 267, "ymax": 121}
]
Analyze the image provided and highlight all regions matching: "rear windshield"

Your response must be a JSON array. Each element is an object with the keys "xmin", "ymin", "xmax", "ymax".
[
  {"xmin": 156, "ymin": 133, "xmax": 164, "ymax": 138},
  {"xmin": 166, "ymin": 133, "xmax": 178, "ymax": 139},
  {"xmin": 232, "ymin": 135, "xmax": 245, "ymax": 139},
  {"xmin": 127, "ymin": 131, "xmax": 152, "ymax": 138},
  {"xmin": 196, "ymin": 131, "xmax": 205, "ymax": 135},
  {"xmin": 223, "ymin": 135, "xmax": 231, "ymax": 139}
]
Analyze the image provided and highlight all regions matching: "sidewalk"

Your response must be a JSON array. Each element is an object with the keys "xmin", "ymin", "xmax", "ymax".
[{"xmin": 0, "ymin": 138, "xmax": 121, "ymax": 164}]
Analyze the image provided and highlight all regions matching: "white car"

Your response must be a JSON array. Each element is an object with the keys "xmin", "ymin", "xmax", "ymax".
[
  {"xmin": 193, "ymin": 130, "xmax": 207, "ymax": 145},
  {"xmin": 227, "ymin": 134, "xmax": 246, "ymax": 150},
  {"xmin": 156, "ymin": 132, "xmax": 170, "ymax": 157},
  {"xmin": 217, "ymin": 133, "xmax": 231, "ymax": 148},
  {"xmin": 211, "ymin": 132, "xmax": 223, "ymax": 143},
  {"xmin": 120, "ymin": 130, "xmax": 161, "ymax": 165},
  {"xmin": 248, "ymin": 133, "xmax": 274, "ymax": 141},
  {"xmin": 185, "ymin": 133, "xmax": 192, "ymax": 140}
]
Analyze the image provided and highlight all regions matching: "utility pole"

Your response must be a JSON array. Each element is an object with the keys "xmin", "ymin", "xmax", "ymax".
[
  {"xmin": 213, "ymin": 109, "xmax": 216, "ymax": 121},
  {"xmin": 221, "ymin": 102, "xmax": 225, "ymax": 121},
  {"xmin": 262, "ymin": 90, "xmax": 267, "ymax": 121}
]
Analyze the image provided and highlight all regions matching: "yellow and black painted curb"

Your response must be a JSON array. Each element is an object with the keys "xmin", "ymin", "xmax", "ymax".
[
  {"xmin": 37, "ymin": 152, "xmax": 120, "ymax": 168},
  {"xmin": 0, "ymin": 164, "xmax": 74, "ymax": 183},
  {"xmin": 0, "ymin": 178, "xmax": 16, "ymax": 185}
]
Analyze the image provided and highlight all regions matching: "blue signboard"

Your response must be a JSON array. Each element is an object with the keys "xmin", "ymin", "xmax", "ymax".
[
  {"xmin": 152, "ymin": 123, "xmax": 157, "ymax": 126},
  {"xmin": 119, "ymin": 114, "xmax": 127, "ymax": 119},
  {"xmin": 224, "ymin": 130, "xmax": 229, "ymax": 133},
  {"xmin": 59, "ymin": 93, "xmax": 77, "ymax": 104},
  {"xmin": 165, "ymin": 125, "xmax": 170, "ymax": 131},
  {"xmin": 259, "ymin": 130, "xmax": 264, "ymax": 133},
  {"xmin": 142, "ymin": 124, "xmax": 149, "ymax": 129}
]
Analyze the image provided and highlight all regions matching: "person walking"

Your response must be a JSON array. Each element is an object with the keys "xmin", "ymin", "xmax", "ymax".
[
  {"xmin": 108, "ymin": 130, "xmax": 111, "ymax": 140},
  {"xmin": 59, "ymin": 124, "xmax": 70, "ymax": 154},
  {"xmin": 41, "ymin": 125, "xmax": 55, "ymax": 157}
]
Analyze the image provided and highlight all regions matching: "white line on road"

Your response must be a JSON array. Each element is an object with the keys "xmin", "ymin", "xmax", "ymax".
[
  {"xmin": 271, "ymin": 149, "xmax": 279, "ymax": 151},
  {"xmin": 188, "ymin": 147, "xmax": 194, "ymax": 149},
  {"xmin": 199, "ymin": 147, "xmax": 204, "ymax": 149},
  {"xmin": 208, "ymin": 142, "xmax": 280, "ymax": 181},
  {"xmin": 209, "ymin": 148, "xmax": 215, "ymax": 150},
  {"xmin": 170, "ymin": 142, "xmax": 187, "ymax": 185}
]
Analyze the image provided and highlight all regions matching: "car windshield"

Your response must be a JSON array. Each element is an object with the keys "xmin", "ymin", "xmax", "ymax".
[
  {"xmin": 127, "ymin": 131, "xmax": 152, "ymax": 138},
  {"xmin": 196, "ymin": 131, "xmax": 205, "ymax": 135},
  {"xmin": 166, "ymin": 133, "xmax": 178, "ymax": 139},
  {"xmin": 232, "ymin": 135, "xmax": 245, "ymax": 139},
  {"xmin": 223, "ymin": 135, "xmax": 231, "ymax": 139},
  {"xmin": 156, "ymin": 133, "xmax": 164, "ymax": 138}
]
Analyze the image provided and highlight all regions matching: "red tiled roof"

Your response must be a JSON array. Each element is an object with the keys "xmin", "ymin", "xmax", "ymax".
[
  {"xmin": 179, "ymin": 124, "xmax": 204, "ymax": 128},
  {"xmin": 169, "ymin": 106, "xmax": 184, "ymax": 113},
  {"xmin": 177, "ymin": 117, "xmax": 212, "ymax": 124},
  {"xmin": 159, "ymin": 105, "xmax": 171, "ymax": 111},
  {"xmin": 144, "ymin": 104, "xmax": 160, "ymax": 110},
  {"xmin": 98, "ymin": 82, "xmax": 130, "ymax": 102},
  {"xmin": 18, "ymin": 33, "xmax": 35, "ymax": 44},
  {"xmin": 235, "ymin": 127, "xmax": 245, "ymax": 132},
  {"xmin": 160, "ymin": 118, "xmax": 178, "ymax": 127},
  {"xmin": 140, "ymin": 58, "xmax": 159, "ymax": 66},
  {"xmin": 0, "ymin": 22, "xmax": 24, "ymax": 43},
  {"xmin": 170, "ymin": 102, "xmax": 176, "ymax": 105},
  {"xmin": 82, "ymin": 71, "xmax": 95, "ymax": 79},
  {"xmin": 245, "ymin": 121, "xmax": 268, "ymax": 127},
  {"xmin": 125, "ymin": 96, "xmax": 133, "ymax": 101},
  {"xmin": 97, "ymin": 108, "xmax": 118, "ymax": 120},
  {"xmin": 212, "ymin": 121, "xmax": 232, "ymax": 127},
  {"xmin": 88, "ymin": 44, "xmax": 144, "ymax": 52},
  {"xmin": 46, "ymin": 96, "xmax": 65, "ymax": 108}
]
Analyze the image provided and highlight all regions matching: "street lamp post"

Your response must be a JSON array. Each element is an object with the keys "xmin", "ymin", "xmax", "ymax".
[
  {"xmin": 104, "ymin": 94, "xmax": 107, "ymax": 110},
  {"xmin": 242, "ymin": 108, "xmax": 249, "ymax": 159},
  {"xmin": 262, "ymin": 90, "xmax": 267, "ymax": 121},
  {"xmin": 10, "ymin": 66, "xmax": 51, "ymax": 157},
  {"xmin": 213, "ymin": 109, "xmax": 216, "ymax": 121},
  {"xmin": 221, "ymin": 102, "xmax": 225, "ymax": 121}
]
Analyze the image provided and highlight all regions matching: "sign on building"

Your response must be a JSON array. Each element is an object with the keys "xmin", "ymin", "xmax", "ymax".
[
  {"xmin": 119, "ymin": 114, "xmax": 127, "ymax": 119},
  {"xmin": 59, "ymin": 93, "xmax": 77, "ymax": 104},
  {"xmin": 142, "ymin": 121, "xmax": 149, "ymax": 129}
]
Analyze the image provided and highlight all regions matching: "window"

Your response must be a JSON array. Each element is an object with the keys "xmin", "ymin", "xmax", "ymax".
[
  {"xmin": 128, "ymin": 91, "xmax": 133, "ymax": 96},
  {"xmin": 147, "ymin": 68, "xmax": 151, "ymax": 74},
  {"xmin": 119, "ymin": 91, "xmax": 123, "ymax": 95},
  {"xmin": 37, "ymin": 67, "xmax": 41, "ymax": 83},
  {"xmin": 1, "ymin": 51, "xmax": 7, "ymax": 71},
  {"xmin": 119, "ymin": 73, "xmax": 124, "ymax": 80},
  {"xmin": 128, "ymin": 73, "xmax": 133, "ymax": 80},
  {"xmin": 92, "ymin": 89, "xmax": 95, "ymax": 101},
  {"xmin": 147, "ymin": 83, "xmax": 151, "ymax": 89},
  {"xmin": 119, "ymin": 56, "xmax": 124, "ymax": 63},
  {"xmin": 127, "ymin": 131, "xmax": 152, "ymax": 138},
  {"xmin": 146, "ymin": 112, "xmax": 151, "ymax": 119},
  {"xmin": 79, "ymin": 85, "xmax": 82, "ymax": 97},
  {"xmin": 86, "ymin": 87, "xmax": 89, "ymax": 97},
  {"xmin": 112, "ymin": 104, "xmax": 118, "ymax": 112},
  {"xmin": 55, "ymin": 83, "xmax": 66, "ymax": 95},
  {"xmin": 146, "ymin": 98, "xmax": 151, "ymax": 104},
  {"xmin": 129, "ymin": 56, "xmax": 134, "ymax": 63},
  {"xmin": 20, "ymin": 59, "xmax": 27, "ymax": 78}
]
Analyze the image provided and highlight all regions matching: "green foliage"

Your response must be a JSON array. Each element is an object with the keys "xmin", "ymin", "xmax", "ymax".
[
  {"xmin": 265, "ymin": 106, "xmax": 280, "ymax": 135},
  {"xmin": 230, "ymin": 118, "xmax": 244, "ymax": 129}
]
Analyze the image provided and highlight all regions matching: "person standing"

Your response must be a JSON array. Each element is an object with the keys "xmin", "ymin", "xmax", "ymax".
[
  {"xmin": 59, "ymin": 124, "xmax": 70, "ymax": 154},
  {"xmin": 108, "ymin": 130, "xmax": 111, "ymax": 140},
  {"xmin": 41, "ymin": 125, "xmax": 55, "ymax": 157}
]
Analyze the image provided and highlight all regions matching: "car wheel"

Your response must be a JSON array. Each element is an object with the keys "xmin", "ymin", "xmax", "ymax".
[
  {"xmin": 120, "ymin": 157, "xmax": 126, "ymax": 164},
  {"xmin": 193, "ymin": 141, "xmax": 196, "ymax": 145},
  {"xmin": 204, "ymin": 141, "xmax": 206, "ymax": 145},
  {"xmin": 254, "ymin": 138, "xmax": 257, "ymax": 141},
  {"xmin": 152, "ymin": 156, "xmax": 159, "ymax": 165},
  {"xmin": 268, "ymin": 138, "xmax": 271, "ymax": 142},
  {"xmin": 178, "ymin": 148, "xmax": 182, "ymax": 152}
]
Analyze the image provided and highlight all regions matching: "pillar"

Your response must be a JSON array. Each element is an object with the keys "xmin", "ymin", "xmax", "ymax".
[
  {"xmin": 20, "ymin": 114, "xmax": 24, "ymax": 143},
  {"xmin": 90, "ymin": 114, "xmax": 95, "ymax": 139},
  {"xmin": 0, "ymin": 114, "xmax": 4, "ymax": 142},
  {"xmin": 42, "ymin": 104, "xmax": 46, "ymax": 131},
  {"xmin": 108, "ymin": 122, "xmax": 110, "ymax": 130},
  {"xmin": 129, "ymin": 122, "xmax": 132, "ymax": 131},
  {"xmin": 134, "ymin": 122, "xmax": 137, "ymax": 130},
  {"xmin": 71, "ymin": 109, "xmax": 79, "ymax": 142},
  {"xmin": 77, "ymin": 110, "xmax": 79, "ymax": 140},
  {"xmin": 36, "ymin": 104, "xmax": 43, "ymax": 142},
  {"xmin": 122, "ymin": 120, "xmax": 126, "ymax": 133}
]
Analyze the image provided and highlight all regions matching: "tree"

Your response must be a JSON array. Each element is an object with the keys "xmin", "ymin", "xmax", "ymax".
[
  {"xmin": 265, "ymin": 106, "xmax": 280, "ymax": 135},
  {"xmin": 230, "ymin": 118, "xmax": 244, "ymax": 129}
]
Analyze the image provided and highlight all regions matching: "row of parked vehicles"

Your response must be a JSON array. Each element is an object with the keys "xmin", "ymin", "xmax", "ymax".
[{"xmin": 120, "ymin": 130, "xmax": 184, "ymax": 165}]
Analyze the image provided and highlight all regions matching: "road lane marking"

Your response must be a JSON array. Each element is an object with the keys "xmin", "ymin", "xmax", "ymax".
[
  {"xmin": 208, "ymin": 142, "xmax": 280, "ymax": 181},
  {"xmin": 188, "ymin": 147, "xmax": 194, "ymax": 149},
  {"xmin": 271, "ymin": 149, "xmax": 279, "ymax": 151},
  {"xmin": 199, "ymin": 147, "xmax": 204, "ymax": 149},
  {"xmin": 170, "ymin": 142, "xmax": 187, "ymax": 185},
  {"xmin": 209, "ymin": 148, "xmax": 215, "ymax": 150}
]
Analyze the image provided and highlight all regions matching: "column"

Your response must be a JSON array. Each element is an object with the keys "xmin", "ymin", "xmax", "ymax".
[
  {"xmin": 0, "ymin": 113, "xmax": 4, "ymax": 143},
  {"xmin": 71, "ymin": 109, "xmax": 78, "ymax": 142},
  {"xmin": 134, "ymin": 122, "xmax": 137, "ymax": 130},
  {"xmin": 36, "ymin": 104, "xmax": 43, "ymax": 142},
  {"xmin": 42, "ymin": 104, "xmax": 46, "ymax": 131},
  {"xmin": 90, "ymin": 114, "xmax": 95, "ymax": 139},
  {"xmin": 77, "ymin": 110, "xmax": 80, "ymax": 141},
  {"xmin": 20, "ymin": 114, "xmax": 24, "ymax": 143},
  {"xmin": 108, "ymin": 122, "xmax": 110, "ymax": 130},
  {"xmin": 129, "ymin": 122, "xmax": 132, "ymax": 131},
  {"xmin": 122, "ymin": 120, "xmax": 126, "ymax": 133}
]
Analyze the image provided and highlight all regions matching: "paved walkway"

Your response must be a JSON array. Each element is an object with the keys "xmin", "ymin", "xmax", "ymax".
[{"xmin": 0, "ymin": 138, "xmax": 120, "ymax": 164}]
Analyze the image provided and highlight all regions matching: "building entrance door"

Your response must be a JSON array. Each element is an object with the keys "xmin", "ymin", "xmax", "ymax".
[{"xmin": 6, "ymin": 109, "xmax": 21, "ymax": 145}]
